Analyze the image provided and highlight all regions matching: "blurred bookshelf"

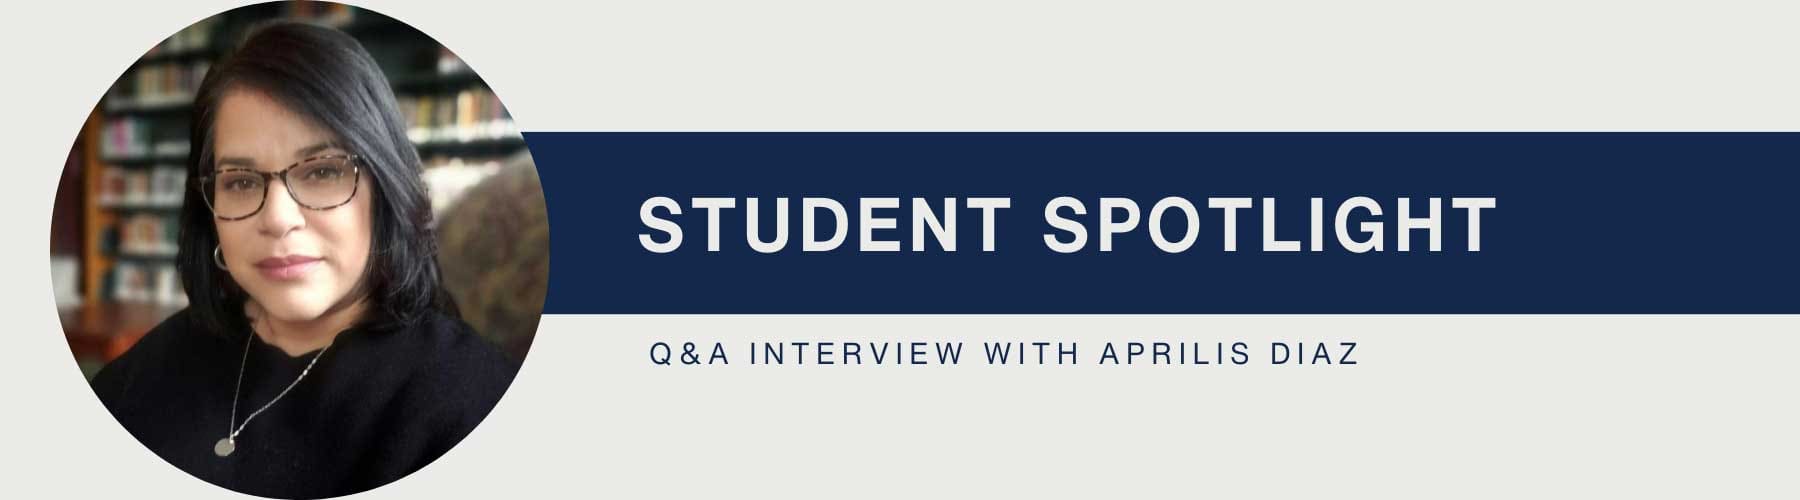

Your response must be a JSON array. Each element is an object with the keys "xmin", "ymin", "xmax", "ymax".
[{"xmin": 52, "ymin": 3, "xmax": 527, "ymax": 377}]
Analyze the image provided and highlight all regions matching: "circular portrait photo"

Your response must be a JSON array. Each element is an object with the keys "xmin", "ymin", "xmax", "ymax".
[{"xmin": 47, "ymin": 2, "xmax": 548, "ymax": 497}]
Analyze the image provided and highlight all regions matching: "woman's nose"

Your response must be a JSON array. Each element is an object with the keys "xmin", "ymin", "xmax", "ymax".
[{"xmin": 256, "ymin": 177, "xmax": 307, "ymax": 237}]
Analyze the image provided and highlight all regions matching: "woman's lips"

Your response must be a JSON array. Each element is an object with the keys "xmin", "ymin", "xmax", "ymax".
[{"xmin": 255, "ymin": 256, "xmax": 323, "ymax": 280}]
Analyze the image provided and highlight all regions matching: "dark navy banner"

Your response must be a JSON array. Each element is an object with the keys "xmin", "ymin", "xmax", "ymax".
[{"xmin": 526, "ymin": 132, "xmax": 1798, "ymax": 314}]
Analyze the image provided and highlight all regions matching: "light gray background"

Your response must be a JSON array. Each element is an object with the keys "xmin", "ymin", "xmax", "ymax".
[{"xmin": 3, "ymin": 1, "xmax": 1797, "ymax": 498}]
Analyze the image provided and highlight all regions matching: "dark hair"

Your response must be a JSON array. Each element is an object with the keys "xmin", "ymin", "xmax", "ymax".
[{"xmin": 179, "ymin": 20, "xmax": 458, "ymax": 337}]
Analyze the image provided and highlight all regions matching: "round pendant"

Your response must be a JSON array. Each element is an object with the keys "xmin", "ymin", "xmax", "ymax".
[{"xmin": 214, "ymin": 438, "xmax": 235, "ymax": 457}]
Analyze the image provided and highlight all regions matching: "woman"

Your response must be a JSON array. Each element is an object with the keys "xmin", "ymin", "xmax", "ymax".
[{"xmin": 90, "ymin": 21, "xmax": 518, "ymax": 498}]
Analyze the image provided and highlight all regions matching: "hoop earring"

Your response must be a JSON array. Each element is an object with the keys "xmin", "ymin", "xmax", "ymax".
[{"xmin": 214, "ymin": 245, "xmax": 228, "ymax": 270}]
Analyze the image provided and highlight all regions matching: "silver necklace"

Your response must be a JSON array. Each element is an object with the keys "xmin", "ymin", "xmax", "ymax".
[{"xmin": 214, "ymin": 330, "xmax": 332, "ymax": 457}]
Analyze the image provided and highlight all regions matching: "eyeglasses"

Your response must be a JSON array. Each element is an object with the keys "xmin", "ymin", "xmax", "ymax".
[{"xmin": 199, "ymin": 154, "xmax": 363, "ymax": 220}]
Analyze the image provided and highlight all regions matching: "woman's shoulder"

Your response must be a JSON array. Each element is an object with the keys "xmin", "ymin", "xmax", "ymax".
[
  {"xmin": 407, "ymin": 311, "xmax": 518, "ymax": 374},
  {"xmin": 89, "ymin": 308, "xmax": 215, "ymax": 408},
  {"xmin": 357, "ymin": 311, "xmax": 518, "ymax": 445},
  {"xmin": 378, "ymin": 311, "xmax": 519, "ymax": 401}
]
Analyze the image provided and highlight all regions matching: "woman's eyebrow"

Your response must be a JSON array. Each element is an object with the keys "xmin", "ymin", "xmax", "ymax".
[
  {"xmin": 215, "ymin": 142, "xmax": 336, "ymax": 170},
  {"xmin": 216, "ymin": 156, "xmax": 256, "ymax": 168},
  {"xmin": 294, "ymin": 141, "xmax": 337, "ymax": 158}
]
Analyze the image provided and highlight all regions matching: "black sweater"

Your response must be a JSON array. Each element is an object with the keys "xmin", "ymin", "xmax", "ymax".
[{"xmin": 90, "ymin": 308, "xmax": 518, "ymax": 498}]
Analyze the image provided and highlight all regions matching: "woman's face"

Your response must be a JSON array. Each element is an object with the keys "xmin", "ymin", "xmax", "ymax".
[{"xmin": 211, "ymin": 89, "xmax": 373, "ymax": 324}]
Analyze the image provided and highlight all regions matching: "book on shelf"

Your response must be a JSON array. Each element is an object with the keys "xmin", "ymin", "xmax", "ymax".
[
  {"xmin": 141, "ymin": 17, "xmax": 219, "ymax": 58},
  {"xmin": 107, "ymin": 261, "xmax": 186, "ymax": 307},
  {"xmin": 97, "ymin": 166, "xmax": 185, "ymax": 207},
  {"xmin": 111, "ymin": 213, "xmax": 180, "ymax": 258},
  {"xmin": 106, "ymin": 61, "xmax": 208, "ymax": 112},
  {"xmin": 100, "ymin": 117, "xmax": 190, "ymax": 160},
  {"xmin": 398, "ymin": 86, "xmax": 519, "ymax": 145}
]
